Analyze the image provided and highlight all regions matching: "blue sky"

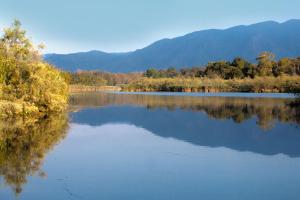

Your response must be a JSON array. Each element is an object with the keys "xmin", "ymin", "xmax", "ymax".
[{"xmin": 1, "ymin": 0, "xmax": 300, "ymax": 53}]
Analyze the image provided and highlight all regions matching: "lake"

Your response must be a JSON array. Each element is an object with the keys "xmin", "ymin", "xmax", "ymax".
[{"xmin": 1, "ymin": 92, "xmax": 300, "ymax": 200}]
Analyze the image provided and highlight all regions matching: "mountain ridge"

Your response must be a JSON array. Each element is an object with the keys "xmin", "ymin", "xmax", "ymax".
[{"xmin": 44, "ymin": 19, "xmax": 300, "ymax": 72}]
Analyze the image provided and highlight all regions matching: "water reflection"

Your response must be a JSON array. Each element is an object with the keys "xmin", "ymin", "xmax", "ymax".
[
  {"xmin": 69, "ymin": 92, "xmax": 300, "ymax": 130},
  {"xmin": 69, "ymin": 92, "xmax": 300, "ymax": 157},
  {"xmin": 1, "ymin": 92, "xmax": 300, "ymax": 199},
  {"xmin": 0, "ymin": 114, "xmax": 68, "ymax": 195}
]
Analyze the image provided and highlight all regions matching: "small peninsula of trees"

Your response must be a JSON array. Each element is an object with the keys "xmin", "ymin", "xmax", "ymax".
[{"xmin": 0, "ymin": 20, "xmax": 68, "ymax": 118}]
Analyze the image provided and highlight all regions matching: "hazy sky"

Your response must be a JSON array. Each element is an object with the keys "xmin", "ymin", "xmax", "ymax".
[{"xmin": 1, "ymin": 0, "xmax": 300, "ymax": 53}]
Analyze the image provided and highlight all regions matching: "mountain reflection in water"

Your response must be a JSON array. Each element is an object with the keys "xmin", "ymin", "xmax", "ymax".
[
  {"xmin": 69, "ymin": 92, "xmax": 300, "ymax": 130},
  {"xmin": 69, "ymin": 92, "xmax": 300, "ymax": 157}
]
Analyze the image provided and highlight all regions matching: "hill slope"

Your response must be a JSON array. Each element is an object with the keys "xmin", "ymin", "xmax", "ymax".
[{"xmin": 44, "ymin": 19, "xmax": 300, "ymax": 72}]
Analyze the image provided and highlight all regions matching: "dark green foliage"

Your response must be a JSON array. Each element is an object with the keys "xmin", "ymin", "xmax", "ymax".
[
  {"xmin": 144, "ymin": 67, "xmax": 179, "ymax": 78},
  {"xmin": 143, "ymin": 53, "xmax": 300, "ymax": 80},
  {"xmin": 145, "ymin": 68, "xmax": 160, "ymax": 78},
  {"xmin": 180, "ymin": 67, "xmax": 204, "ymax": 77}
]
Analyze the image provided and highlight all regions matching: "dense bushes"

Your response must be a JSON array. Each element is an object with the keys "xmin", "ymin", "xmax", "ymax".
[{"xmin": 0, "ymin": 20, "xmax": 68, "ymax": 118}]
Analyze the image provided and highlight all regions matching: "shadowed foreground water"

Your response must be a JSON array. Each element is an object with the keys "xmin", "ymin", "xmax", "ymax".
[{"xmin": 0, "ymin": 92, "xmax": 300, "ymax": 200}]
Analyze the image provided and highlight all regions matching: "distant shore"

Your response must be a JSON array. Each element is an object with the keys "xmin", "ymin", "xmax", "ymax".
[
  {"xmin": 69, "ymin": 85, "xmax": 121, "ymax": 93},
  {"xmin": 69, "ymin": 77, "xmax": 300, "ymax": 94},
  {"xmin": 121, "ymin": 76, "xmax": 300, "ymax": 93}
]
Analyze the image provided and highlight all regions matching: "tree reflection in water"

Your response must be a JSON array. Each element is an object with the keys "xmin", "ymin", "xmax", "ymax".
[
  {"xmin": 0, "ymin": 114, "xmax": 68, "ymax": 195},
  {"xmin": 69, "ymin": 92, "xmax": 300, "ymax": 130}
]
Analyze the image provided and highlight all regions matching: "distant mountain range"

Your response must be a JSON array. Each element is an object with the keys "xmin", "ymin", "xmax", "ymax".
[{"xmin": 44, "ymin": 19, "xmax": 300, "ymax": 72}]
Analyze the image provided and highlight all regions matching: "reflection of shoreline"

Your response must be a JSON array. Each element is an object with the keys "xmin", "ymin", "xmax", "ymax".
[
  {"xmin": 69, "ymin": 92, "xmax": 300, "ymax": 129},
  {"xmin": 70, "ymin": 105, "xmax": 300, "ymax": 158},
  {"xmin": 68, "ymin": 92, "xmax": 300, "ymax": 158},
  {"xmin": 0, "ymin": 114, "xmax": 69, "ymax": 195}
]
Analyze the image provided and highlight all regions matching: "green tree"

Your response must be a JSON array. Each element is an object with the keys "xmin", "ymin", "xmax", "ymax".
[
  {"xmin": 144, "ymin": 68, "xmax": 160, "ymax": 78},
  {"xmin": 165, "ymin": 67, "xmax": 179, "ymax": 78},
  {"xmin": 231, "ymin": 57, "xmax": 256, "ymax": 78},
  {"xmin": 180, "ymin": 67, "xmax": 204, "ymax": 77},
  {"xmin": 277, "ymin": 58, "xmax": 296, "ymax": 76}
]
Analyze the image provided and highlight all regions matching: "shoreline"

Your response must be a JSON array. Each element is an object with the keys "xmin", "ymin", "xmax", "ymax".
[
  {"xmin": 112, "ymin": 91, "xmax": 296, "ymax": 99},
  {"xmin": 121, "ymin": 76, "xmax": 300, "ymax": 94},
  {"xmin": 70, "ymin": 90, "xmax": 296, "ymax": 99},
  {"xmin": 69, "ymin": 85, "xmax": 121, "ymax": 93},
  {"xmin": 69, "ymin": 76, "xmax": 300, "ymax": 97}
]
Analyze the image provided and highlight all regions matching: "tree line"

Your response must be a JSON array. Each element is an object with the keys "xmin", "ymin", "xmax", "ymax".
[
  {"xmin": 145, "ymin": 52, "xmax": 300, "ymax": 79},
  {"xmin": 63, "ymin": 53, "xmax": 300, "ymax": 87},
  {"xmin": 64, "ymin": 70, "xmax": 142, "ymax": 86}
]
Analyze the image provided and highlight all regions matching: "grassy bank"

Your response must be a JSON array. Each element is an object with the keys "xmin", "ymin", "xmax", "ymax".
[
  {"xmin": 122, "ymin": 76, "xmax": 300, "ymax": 93},
  {"xmin": 69, "ymin": 85, "xmax": 121, "ymax": 93}
]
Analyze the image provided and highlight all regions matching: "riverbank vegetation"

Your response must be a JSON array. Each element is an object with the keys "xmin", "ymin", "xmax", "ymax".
[
  {"xmin": 66, "ymin": 70, "xmax": 142, "ymax": 86},
  {"xmin": 65, "ymin": 71, "xmax": 139, "ymax": 92},
  {"xmin": 123, "ymin": 53, "xmax": 300, "ymax": 93},
  {"xmin": 144, "ymin": 52, "xmax": 300, "ymax": 79},
  {"xmin": 122, "ymin": 76, "xmax": 300, "ymax": 93},
  {"xmin": 0, "ymin": 20, "xmax": 69, "ymax": 118},
  {"xmin": 65, "ymin": 52, "xmax": 300, "ymax": 93}
]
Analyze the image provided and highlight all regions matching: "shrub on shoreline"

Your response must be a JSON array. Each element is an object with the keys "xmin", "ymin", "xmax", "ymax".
[{"xmin": 0, "ymin": 20, "xmax": 68, "ymax": 118}]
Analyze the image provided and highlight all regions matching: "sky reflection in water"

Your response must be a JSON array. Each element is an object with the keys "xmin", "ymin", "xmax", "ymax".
[{"xmin": 1, "ymin": 92, "xmax": 300, "ymax": 200}]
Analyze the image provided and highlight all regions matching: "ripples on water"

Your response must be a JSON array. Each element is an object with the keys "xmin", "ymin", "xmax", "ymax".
[{"xmin": 1, "ymin": 92, "xmax": 300, "ymax": 200}]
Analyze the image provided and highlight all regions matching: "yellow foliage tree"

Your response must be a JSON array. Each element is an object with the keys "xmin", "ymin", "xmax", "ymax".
[{"xmin": 0, "ymin": 20, "xmax": 69, "ymax": 118}]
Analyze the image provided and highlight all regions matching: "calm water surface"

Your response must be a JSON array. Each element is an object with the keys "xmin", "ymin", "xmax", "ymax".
[{"xmin": 1, "ymin": 92, "xmax": 300, "ymax": 200}]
